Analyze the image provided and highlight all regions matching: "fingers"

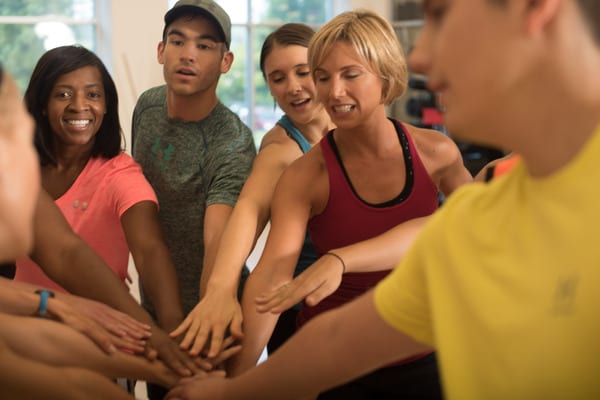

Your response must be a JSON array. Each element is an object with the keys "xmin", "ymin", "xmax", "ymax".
[
  {"xmin": 256, "ymin": 279, "xmax": 315, "ymax": 314},
  {"xmin": 113, "ymin": 335, "xmax": 147, "ymax": 354},
  {"xmin": 204, "ymin": 326, "xmax": 224, "ymax": 359},
  {"xmin": 144, "ymin": 344, "xmax": 158, "ymax": 361},
  {"xmin": 78, "ymin": 325, "xmax": 118, "ymax": 355},
  {"xmin": 96, "ymin": 315, "xmax": 150, "ymax": 342},
  {"xmin": 52, "ymin": 304, "xmax": 146, "ymax": 355},
  {"xmin": 169, "ymin": 317, "xmax": 191, "ymax": 339},
  {"xmin": 188, "ymin": 323, "xmax": 212, "ymax": 357},
  {"xmin": 157, "ymin": 346, "xmax": 194, "ymax": 377},
  {"xmin": 115, "ymin": 315, "xmax": 152, "ymax": 340},
  {"xmin": 210, "ymin": 343, "xmax": 242, "ymax": 366},
  {"xmin": 304, "ymin": 282, "xmax": 335, "ymax": 307},
  {"xmin": 191, "ymin": 355, "xmax": 214, "ymax": 372},
  {"xmin": 166, "ymin": 371, "xmax": 226, "ymax": 400},
  {"xmin": 229, "ymin": 312, "xmax": 244, "ymax": 340}
]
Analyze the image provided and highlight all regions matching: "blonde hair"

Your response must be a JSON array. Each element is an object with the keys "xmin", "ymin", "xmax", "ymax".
[{"xmin": 308, "ymin": 9, "xmax": 408, "ymax": 105}]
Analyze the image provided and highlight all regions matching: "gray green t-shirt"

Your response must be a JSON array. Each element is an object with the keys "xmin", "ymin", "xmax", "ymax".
[{"xmin": 132, "ymin": 85, "xmax": 256, "ymax": 315}]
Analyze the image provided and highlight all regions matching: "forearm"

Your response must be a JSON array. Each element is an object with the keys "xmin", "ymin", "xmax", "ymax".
[
  {"xmin": 334, "ymin": 217, "xmax": 429, "ymax": 273},
  {"xmin": 34, "ymin": 243, "xmax": 155, "ymax": 326},
  {"xmin": 206, "ymin": 202, "xmax": 268, "ymax": 296},
  {"xmin": 0, "ymin": 340, "xmax": 132, "ymax": 400},
  {"xmin": 199, "ymin": 204, "xmax": 235, "ymax": 297},
  {"xmin": 226, "ymin": 292, "xmax": 429, "ymax": 399},
  {"xmin": 0, "ymin": 280, "xmax": 39, "ymax": 315},
  {"xmin": 0, "ymin": 314, "xmax": 175, "ymax": 387},
  {"xmin": 136, "ymin": 251, "xmax": 184, "ymax": 332},
  {"xmin": 227, "ymin": 273, "xmax": 280, "ymax": 376}
]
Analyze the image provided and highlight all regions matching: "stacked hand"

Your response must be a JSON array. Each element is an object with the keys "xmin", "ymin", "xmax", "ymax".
[
  {"xmin": 255, "ymin": 254, "xmax": 345, "ymax": 314},
  {"xmin": 50, "ymin": 294, "xmax": 151, "ymax": 354},
  {"xmin": 170, "ymin": 290, "xmax": 244, "ymax": 359}
]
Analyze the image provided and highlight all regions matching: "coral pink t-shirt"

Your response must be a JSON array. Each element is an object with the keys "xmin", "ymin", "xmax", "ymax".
[{"xmin": 15, "ymin": 152, "xmax": 158, "ymax": 293}]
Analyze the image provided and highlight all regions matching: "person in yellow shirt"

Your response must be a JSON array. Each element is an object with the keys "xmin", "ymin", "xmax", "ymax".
[{"xmin": 166, "ymin": 1, "xmax": 600, "ymax": 399}]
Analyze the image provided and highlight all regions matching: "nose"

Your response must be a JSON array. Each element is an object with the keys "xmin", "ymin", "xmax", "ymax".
[
  {"xmin": 180, "ymin": 42, "xmax": 197, "ymax": 63},
  {"xmin": 67, "ymin": 92, "xmax": 89, "ymax": 112},
  {"xmin": 407, "ymin": 29, "xmax": 431, "ymax": 75},
  {"xmin": 328, "ymin": 76, "xmax": 346, "ymax": 99},
  {"xmin": 286, "ymin": 75, "xmax": 302, "ymax": 95}
]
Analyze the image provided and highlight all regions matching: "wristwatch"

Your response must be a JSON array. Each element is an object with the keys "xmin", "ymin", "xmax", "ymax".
[{"xmin": 35, "ymin": 289, "xmax": 55, "ymax": 318}]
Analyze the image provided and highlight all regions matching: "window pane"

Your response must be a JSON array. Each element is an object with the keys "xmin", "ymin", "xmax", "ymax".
[
  {"xmin": 215, "ymin": 0, "xmax": 248, "ymax": 24},
  {"xmin": 0, "ymin": 23, "xmax": 96, "ymax": 92},
  {"xmin": 218, "ymin": 26, "xmax": 249, "ymax": 123},
  {"xmin": 0, "ymin": 0, "xmax": 95, "ymax": 18},
  {"xmin": 251, "ymin": 0, "xmax": 330, "ymax": 24},
  {"xmin": 252, "ymin": 26, "xmax": 283, "ymax": 141}
]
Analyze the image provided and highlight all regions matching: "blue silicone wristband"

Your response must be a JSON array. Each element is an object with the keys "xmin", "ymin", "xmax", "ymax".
[{"xmin": 35, "ymin": 289, "xmax": 54, "ymax": 318}]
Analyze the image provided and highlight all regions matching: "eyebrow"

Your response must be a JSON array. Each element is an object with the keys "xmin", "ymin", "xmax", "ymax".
[
  {"xmin": 314, "ymin": 64, "xmax": 363, "ymax": 73},
  {"xmin": 54, "ymin": 83, "xmax": 103, "ymax": 90},
  {"xmin": 168, "ymin": 29, "xmax": 221, "ymax": 43},
  {"xmin": 267, "ymin": 63, "xmax": 309, "ymax": 77}
]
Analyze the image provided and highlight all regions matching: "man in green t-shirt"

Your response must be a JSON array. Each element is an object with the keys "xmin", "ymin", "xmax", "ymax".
[{"xmin": 132, "ymin": 1, "xmax": 256, "ymax": 398}]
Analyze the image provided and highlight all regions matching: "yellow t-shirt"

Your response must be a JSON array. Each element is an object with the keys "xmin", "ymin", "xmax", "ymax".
[{"xmin": 375, "ymin": 127, "xmax": 600, "ymax": 399}]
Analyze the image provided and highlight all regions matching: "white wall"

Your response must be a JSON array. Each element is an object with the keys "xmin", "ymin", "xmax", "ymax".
[{"xmin": 110, "ymin": 1, "xmax": 167, "ymax": 153}]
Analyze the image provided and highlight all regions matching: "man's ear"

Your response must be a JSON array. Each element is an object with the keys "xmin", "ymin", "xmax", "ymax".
[
  {"xmin": 524, "ymin": 0, "xmax": 561, "ymax": 34},
  {"xmin": 157, "ymin": 41, "xmax": 165, "ymax": 65},
  {"xmin": 221, "ymin": 51, "xmax": 234, "ymax": 74}
]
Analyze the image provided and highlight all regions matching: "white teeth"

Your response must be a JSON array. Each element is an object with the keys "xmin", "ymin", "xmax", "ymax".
[
  {"xmin": 292, "ymin": 99, "xmax": 309, "ymax": 106},
  {"xmin": 68, "ymin": 120, "xmax": 90, "ymax": 127},
  {"xmin": 333, "ymin": 105, "xmax": 353, "ymax": 113}
]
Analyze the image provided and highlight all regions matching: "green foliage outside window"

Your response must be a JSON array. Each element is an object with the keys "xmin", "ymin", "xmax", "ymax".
[{"xmin": 0, "ymin": 0, "xmax": 96, "ymax": 92}]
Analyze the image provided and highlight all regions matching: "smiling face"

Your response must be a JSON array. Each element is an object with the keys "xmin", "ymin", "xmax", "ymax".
[
  {"xmin": 45, "ymin": 65, "xmax": 106, "ymax": 153},
  {"xmin": 264, "ymin": 44, "xmax": 323, "ymax": 126},
  {"xmin": 313, "ymin": 41, "xmax": 385, "ymax": 131},
  {"xmin": 159, "ymin": 14, "xmax": 233, "ymax": 98}
]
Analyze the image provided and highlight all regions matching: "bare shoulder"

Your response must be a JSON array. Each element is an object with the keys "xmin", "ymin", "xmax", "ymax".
[
  {"xmin": 404, "ymin": 123, "xmax": 461, "ymax": 166},
  {"xmin": 277, "ymin": 143, "xmax": 328, "ymax": 215},
  {"xmin": 403, "ymin": 123, "xmax": 473, "ymax": 195},
  {"xmin": 282, "ymin": 142, "xmax": 325, "ymax": 180},
  {"xmin": 259, "ymin": 125, "xmax": 292, "ymax": 151},
  {"xmin": 254, "ymin": 124, "xmax": 307, "ymax": 168}
]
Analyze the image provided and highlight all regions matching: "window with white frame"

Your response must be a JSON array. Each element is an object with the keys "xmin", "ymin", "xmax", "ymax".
[
  {"xmin": 0, "ymin": 0, "xmax": 107, "ymax": 93},
  {"xmin": 167, "ymin": 0, "xmax": 350, "ymax": 144}
]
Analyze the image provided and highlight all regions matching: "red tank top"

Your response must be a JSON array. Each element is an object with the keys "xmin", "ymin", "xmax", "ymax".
[{"xmin": 298, "ymin": 120, "xmax": 439, "ymax": 327}]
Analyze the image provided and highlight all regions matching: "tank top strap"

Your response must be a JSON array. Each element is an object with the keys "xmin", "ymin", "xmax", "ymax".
[{"xmin": 276, "ymin": 115, "xmax": 311, "ymax": 154}]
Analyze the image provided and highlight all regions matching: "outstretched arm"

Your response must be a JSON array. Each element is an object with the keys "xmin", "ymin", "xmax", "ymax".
[
  {"xmin": 166, "ymin": 290, "xmax": 430, "ymax": 400},
  {"xmin": 0, "ymin": 312, "xmax": 179, "ymax": 388},
  {"xmin": 171, "ymin": 142, "xmax": 296, "ymax": 358},
  {"xmin": 30, "ymin": 189, "xmax": 201, "ymax": 377},
  {"xmin": 0, "ymin": 276, "xmax": 148, "ymax": 354},
  {"xmin": 256, "ymin": 216, "xmax": 429, "ymax": 314},
  {"xmin": 0, "ymin": 336, "xmax": 133, "ymax": 400},
  {"xmin": 226, "ymin": 157, "xmax": 317, "ymax": 376}
]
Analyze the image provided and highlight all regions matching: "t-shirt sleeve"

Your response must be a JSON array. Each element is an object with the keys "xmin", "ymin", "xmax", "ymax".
[
  {"xmin": 374, "ymin": 217, "xmax": 438, "ymax": 347},
  {"xmin": 107, "ymin": 153, "xmax": 158, "ymax": 217},
  {"xmin": 206, "ymin": 124, "xmax": 256, "ymax": 207}
]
